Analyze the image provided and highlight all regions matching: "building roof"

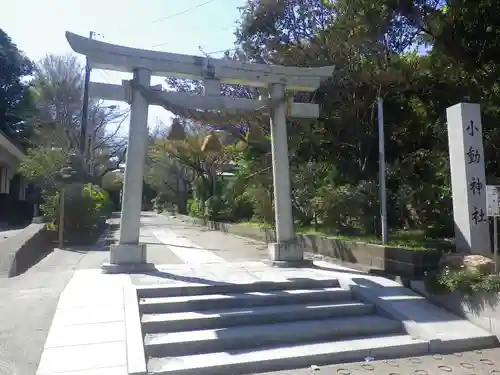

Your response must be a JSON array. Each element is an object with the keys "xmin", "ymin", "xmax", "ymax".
[{"xmin": 0, "ymin": 130, "xmax": 25, "ymax": 160}]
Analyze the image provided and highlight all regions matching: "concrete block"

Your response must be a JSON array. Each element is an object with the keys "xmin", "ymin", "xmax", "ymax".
[
  {"xmin": 36, "ymin": 341, "xmax": 126, "ymax": 374},
  {"xmin": 44, "ymin": 321, "xmax": 125, "ymax": 348},
  {"xmin": 39, "ymin": 366, "xmax": 128, "ymax": 374},
  {"xmin": 124, "ymin": 282, "xmax": 147, "ymax": 375},
  {"xmin": 51, "ymin": 306, "xmax": 124, "ymax": 326},
  {"xmin": 268, "ymin": 242, "xmax": 303, "ymax": 262},
  {"xmin": 351, "ymin": 284, "xmax": 498, "ymax": 353},
  {"xmin": 102, "ymin": 262, "xmax": 156, "ymax": 274},
  {"xmin": 109, "ymin": 243, "xmax": 147, "ymax": 265}
]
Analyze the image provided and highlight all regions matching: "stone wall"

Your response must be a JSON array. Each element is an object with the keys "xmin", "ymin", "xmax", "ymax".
[
  {"xmin": 410, "ymin": 280, "xmax": 500, "ymax": 340},
  {"xmin": 168, "ymin": 213, "xmax": 442, "ymax": 278},
  {"xmin": 0, "ymin": 223, "xmax": 54, "ymax": 278}
]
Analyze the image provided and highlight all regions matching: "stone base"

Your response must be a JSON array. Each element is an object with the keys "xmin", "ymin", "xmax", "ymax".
[
  {"xmin": 102, "ymin": 262, "xmax": 156, "ymax": 274},
  {"xmin": 264, "ymin": 259, "xmax": 314, "ymax": 268},
  {"xmin": 109, "ymin": 243, "xmax": 147, "ymax": 264},
  {"xmin": 267, "ymin": 242, "xmax": 307, "ymax": 266},
  {"xmin": 31, "ymin": 216, "xmax": 44, "ymax": 224}
]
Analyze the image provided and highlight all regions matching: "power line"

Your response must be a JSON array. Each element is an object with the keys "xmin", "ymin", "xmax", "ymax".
[
  {"xmin": 151, "ymin": 25, "xmax": 236, "ymax": 49},
  {"xmin": 205, "ymin": 47, "xmax": 237, "ymax": 56},
  {"xmin": 150, "ymin": 0, "xmax": 218, "ymax": 25},
  {"xmin": 90, "ymin": 0, "xmax": 219, "ymax": 45}
]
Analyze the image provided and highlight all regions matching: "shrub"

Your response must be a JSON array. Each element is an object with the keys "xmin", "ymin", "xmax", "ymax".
[
  {"xmin": 230, "ymin": 192, "xmax": 254, "ymax": 222},
  {"xmin": 152, "ymin": 196, "xmax": 165, "ymax": 213},
  {"xmin": 311, "ymin": 184, "xmax": 367, "ymax": 234},
  {"xmin": 247, "ymin": 186, "xmax": 274, "ymax": 224},
  {"xmin": 425, "ymin": 265, "xmax": 500, "ymax": 296},
  {"xmin": 41, "ymin": 183, "xmax": 112, "ymax": 232},
  {"xmin": 204, "ymin": 195, "xmax": 224, "ymax": 221},
  {"xmin": 187, "ymin": 198, "xmax": 204, "ymax": 218}
]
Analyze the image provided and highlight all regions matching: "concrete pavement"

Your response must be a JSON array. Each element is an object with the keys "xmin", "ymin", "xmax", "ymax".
[
  {"xmin": 0, "ymin": 212, "xmax": 265, "ymax": 375},
  {"xmin": 3, "ymin": 212, "xmax": 500, "ymax": 374},
  {"xmin": 0, "ymin": 242, "xmax": 110, "ymax": 374}
]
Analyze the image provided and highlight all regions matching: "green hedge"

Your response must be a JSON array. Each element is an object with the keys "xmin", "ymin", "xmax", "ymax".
[{"xmin": 41, "ymin": 183, "xmax": 113, "ymax": 232}]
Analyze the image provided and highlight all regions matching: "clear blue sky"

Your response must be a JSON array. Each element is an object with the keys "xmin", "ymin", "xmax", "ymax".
[{"xmin": 0, "ymin": 0, "xmax": 247, "ymax": 133}]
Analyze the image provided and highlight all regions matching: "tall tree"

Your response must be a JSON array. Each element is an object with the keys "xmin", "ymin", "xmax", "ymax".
[
  {"xmin": 0, "ymin": 28, "xmax": 35, "ymax": 147},
  {"xmin": 29, "ymin": 54, "xmax": 128, "ymax": 179}
]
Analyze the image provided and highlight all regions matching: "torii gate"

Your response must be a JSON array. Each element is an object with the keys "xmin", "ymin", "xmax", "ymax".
[{"xmin": 66, "ymin": 32, "xmax": 334, "ymax": 270}]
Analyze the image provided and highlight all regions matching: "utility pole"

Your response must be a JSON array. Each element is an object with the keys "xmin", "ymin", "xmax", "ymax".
[
  {"xmin": 377, "ymin": 97, "xmax": 388, "ymax": 244},
  {"xmin": 80, "ymin": 31, "xmax": 95, "ymax": 165}
]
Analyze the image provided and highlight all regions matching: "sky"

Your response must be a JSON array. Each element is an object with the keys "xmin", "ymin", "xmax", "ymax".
[{"xmin": 0, "ymin": 0, "xmax": 247, "ymax": 136}]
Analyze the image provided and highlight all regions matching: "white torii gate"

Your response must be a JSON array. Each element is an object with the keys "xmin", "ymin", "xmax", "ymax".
[{"xmin": 66, "ymin": 32, "xmax": 334, "ymax": 270}]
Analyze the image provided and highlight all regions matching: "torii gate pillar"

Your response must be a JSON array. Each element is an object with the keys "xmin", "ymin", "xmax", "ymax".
[
  {"xmin": 108, "ymin": 68, "xmax": 151, "ymax": 267},
  {"xmin": 267, "ymin": 83, "xmax": 306, "ymax": 266}
]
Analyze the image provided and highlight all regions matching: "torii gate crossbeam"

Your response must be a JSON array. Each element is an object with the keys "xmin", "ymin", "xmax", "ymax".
[{"xmin": 65, "ymin": 32, "xmax": 334, "ymax": 270}]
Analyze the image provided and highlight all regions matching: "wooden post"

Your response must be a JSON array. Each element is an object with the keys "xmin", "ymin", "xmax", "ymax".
[{"xmin": 58, "ymin": 187, "xmax": 65, "ymax": 249}]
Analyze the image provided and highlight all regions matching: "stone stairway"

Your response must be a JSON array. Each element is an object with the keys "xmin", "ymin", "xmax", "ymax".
[{"xmin": 137, "ymin": 279, "xmax": 430, "ymax": 374}]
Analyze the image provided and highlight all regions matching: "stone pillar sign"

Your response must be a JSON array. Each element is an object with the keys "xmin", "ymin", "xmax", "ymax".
[{"xmin": 446, "ymin": 103, "xmax": 490, "ymax": 255}]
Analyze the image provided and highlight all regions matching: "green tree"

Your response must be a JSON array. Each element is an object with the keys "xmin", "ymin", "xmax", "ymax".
[{"xmin": 0, "ymin": 28, "xmax": 35, "ymax": 147}]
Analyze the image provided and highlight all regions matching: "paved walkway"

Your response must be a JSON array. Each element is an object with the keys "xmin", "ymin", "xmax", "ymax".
[
  {"xmin": 0, "ymin": 212, "xmax": 267, "ymax": 374},
  {"xmin": 260, "ymin": 349, "xmax": 500, "ymax": 374},
  {"xmin": 0, "ymin": 242, "xmax": 110, "ymax": 373},
  {"xmin": 3, "ymin": 212, "xmax": 500, "ymax": 374}
]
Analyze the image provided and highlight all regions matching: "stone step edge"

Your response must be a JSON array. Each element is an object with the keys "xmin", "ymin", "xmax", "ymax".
[
  {"xmin": 139, "ymin": 287, "xmax": 352, "ymax": 313},
  {"xmin": 141, "ymin": 301, "xmax": 374, "ymax": 333},
  {"xmin": 147, "ymin": 334, "xmax": 428, "ymax": 375},
  {"xmin": 136, "ymin": 279, "xmax": 340, "ymax": 298},
  {"xmin": 144, "ymin": 315, "xmax": 402, "ymax": 357}
]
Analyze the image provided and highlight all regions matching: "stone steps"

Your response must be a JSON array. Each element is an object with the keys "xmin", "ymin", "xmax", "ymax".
[
  {"xmin": 141, "ymin": 301, "xmax": 374, "ymax": 333},
  {"xmin": 138, "ymin": 279, "xmax": 429, "ymax": 374},
  {"xmin": 137, "ymin": 279, "xmax": 340, "ymax": 298},
  {"xmin": 139, "ymin": 287, "xmax": 352, "ymax": 314},
  {"xmin": 144, "ymin": 315, "xmax": 402, "ymax": 358},
  {"xmin": 147, "ymin": 334, "xmax": 428, "ymax": 375}
]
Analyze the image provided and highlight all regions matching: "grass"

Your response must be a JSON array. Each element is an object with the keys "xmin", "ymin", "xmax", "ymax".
[{"xmin": 237, "ymin": 221, "xmax": 453, "ymax": 251}]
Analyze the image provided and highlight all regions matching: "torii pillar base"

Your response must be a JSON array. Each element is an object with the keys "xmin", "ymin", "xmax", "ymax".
[
  {"xmin": 266, "ymin": 242, "xmax": 313, "ymax": 268},
  {"xmin": 102, "ymin": 244, "xmax": 155, "ymax": 274}
]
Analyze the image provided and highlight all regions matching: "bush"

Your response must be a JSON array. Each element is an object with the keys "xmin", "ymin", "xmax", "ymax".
[
  {"xmin": 41, "ymin": 183, "xmax": 112, "ymax": 232},
  {"xmin": 311, "ymin": 184, "xmax": 366, "ymax": 234},
  {"xmin": 247, "ymin": 186, "xmax": 274, "ymax": 224},
  {"xmin": 425, "ymin": 266, "xmax": 500, "ymax": 296},
  {"xmin": 187, "ymin": 198, "xmax": 204, "ymax": 218},
  {"xmin": 230, "ymin": 192, "xmax": 254, "ymax": 222},
  {"xmin": 152, "ymin": 196, "xmax": 165, "ymax": 213},
  {"xmin": 204, "ymin": 195, "xmax": 224, "ymax": 221}
]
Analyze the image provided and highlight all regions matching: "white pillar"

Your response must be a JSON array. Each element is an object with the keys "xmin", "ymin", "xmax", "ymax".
[
  {"xmin": 446, "ymin": 103, "xmax": 490, "ymax": 255},
  {"xmin": 109, "ymin": 68, "xmax": 151, "ymax": 266},
  {"xmin": 267, "ymin": 83, "xmax": 304, "ymax": 264}
]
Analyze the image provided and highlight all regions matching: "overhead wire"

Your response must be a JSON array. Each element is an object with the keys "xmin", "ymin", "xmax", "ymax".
[
  {"xmin": 150, "ymin": 0, "xmax": 219, "ymax": 24},
  {"xmin": 151, "ymin": 24, "xmax": 237, "ymax": 50},
  {"xmin": 95, "ymin": 0, "xmax": 220, "ymax": 42}
]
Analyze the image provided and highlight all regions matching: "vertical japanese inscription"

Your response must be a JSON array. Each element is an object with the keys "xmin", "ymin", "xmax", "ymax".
[
  {"xmin": 466, "ymin": 146, "xmax": 481, "ymax": 164},
  {"xmin": 471, "ymin": 206, "xmax": 486, "ymax": 225},
  {"xmin": 447, "ymin": 103, "xmax": 490, "ymax": 254},
  {"xmin": 464, "ymin": 120, "xmax": 485, "ymax": 225},
  {"xmin": 465, "ymin": 120, "xmax": 479, "ymax": 136},
  {"xmin": 469, "ymin": 177, "xmax": 483, "ymax": 196}
]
